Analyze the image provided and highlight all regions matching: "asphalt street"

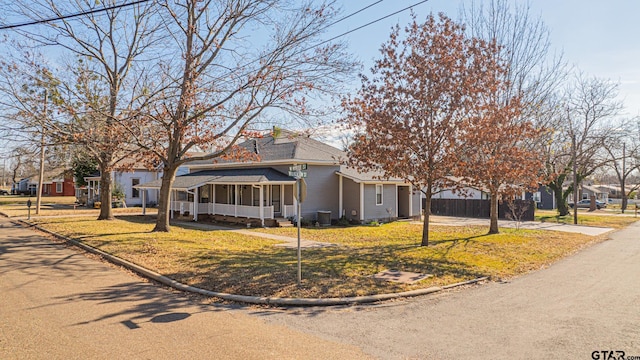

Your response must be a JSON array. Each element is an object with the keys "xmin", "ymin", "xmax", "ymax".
[
  {"xmin": 259, "ymin": 221, "xmax": 640, "ymax": 359},
  {"xmin": 0, "ymin": 217, "xmax": 369, "ymax": 360},
  {"xmin": 3, "ymin": 214, "xmax": 639, "ymax": 359}
]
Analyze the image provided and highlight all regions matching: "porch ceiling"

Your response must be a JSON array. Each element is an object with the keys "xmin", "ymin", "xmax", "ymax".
[{"xmin": 135, "ymin": 167, "xmax": 296, "ymax": 190}]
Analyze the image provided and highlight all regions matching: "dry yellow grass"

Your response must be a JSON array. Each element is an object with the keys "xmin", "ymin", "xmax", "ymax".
[
  {"xmin": 32, "ymin": 216, "xmax": 611, "ymax": 298},
  {"xmin": 0, "ymin": 196, "xmax": 156, "ymax": 217},
  {"xmin": 535, "ymin": 210, "xmax": 638, "ymax": 229}
]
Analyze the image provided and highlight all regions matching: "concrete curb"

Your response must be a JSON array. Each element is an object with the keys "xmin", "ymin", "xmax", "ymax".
[{"xmin": 13, "ymin": 219, "xmax": 488, "ymax": 306}]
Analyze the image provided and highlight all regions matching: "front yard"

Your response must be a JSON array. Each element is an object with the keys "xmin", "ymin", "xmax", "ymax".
[
  {"xmin": 0, "ymin": 196, "xmax": 156, "ymax": 217},
  {"xmin": 535, "ymin": 209, "xmax": 638, "ymax": 228},
  {"xmin": 28, "ymin": 216, "xmax": 612, "ymax": 299}
]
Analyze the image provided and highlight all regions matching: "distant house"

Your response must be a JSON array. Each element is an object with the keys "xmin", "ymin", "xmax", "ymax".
[
  {"xmin": 136, "ymin": 129, "xmax": 422, "ymax": 226},
  {"xmin": 42, "ymin": 171, "xmax": 75, "ymax": 197},
  {"xmin": 84, "ymin": 164, "xmax": 161, "ymax": 207},
  {"xmin": 12, "ymin": 170, "xmax": 75, "ymax": 197},
  {"xmin": 13, "ymin": 178, "xmax": 36, "ymax": 195},
  {"xmin": 524, "ymin": 185, "xmax": 555, "ymax": 210},
  {"xmin": 579, "ymin": 184, "xmax": 608, "ymax": 203}
]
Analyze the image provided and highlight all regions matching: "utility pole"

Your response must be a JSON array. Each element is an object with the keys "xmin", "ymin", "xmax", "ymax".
[
  {"xmin": 35, "ymin": 90, "xmax": 47, "ymax": 215},
  {"xmin": 572, "ymin": 134, "xmax": 578, "ymax": 225},
  {"xmin": 621, "ymin": 142, "xmax": 627, "ymax": 213}
]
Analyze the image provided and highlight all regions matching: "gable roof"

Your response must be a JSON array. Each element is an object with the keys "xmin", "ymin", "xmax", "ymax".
[
  {"xmin": 135, "ymin": 168, "xmax": 295, "ymax": 190},
  {"xmin": 336, "ymin": 166, "xmax": 406, "ymax": 184},
  {"xmin": 188, "ymin": 130, "xmax": 347, "ymax": 168}
]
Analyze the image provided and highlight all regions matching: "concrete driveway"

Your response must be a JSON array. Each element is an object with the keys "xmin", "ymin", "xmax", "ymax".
[{"xmin": 428, "ymin": 215, "xmax": 615, "ymax": 236}]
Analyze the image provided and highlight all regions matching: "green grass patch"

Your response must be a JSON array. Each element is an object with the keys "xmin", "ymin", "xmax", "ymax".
[
  {"xmin": 32, "ymin": 216, "xmax": 609, "ymax": 299},
  {"xmin": 535, "ymin": 210, "xmax": 638, "ymax": 229}
]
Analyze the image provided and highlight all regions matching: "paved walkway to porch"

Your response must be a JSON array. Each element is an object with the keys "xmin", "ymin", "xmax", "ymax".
[{"xmin": 172, "ymin": 221, "xmax": 337, "ymax": 249}]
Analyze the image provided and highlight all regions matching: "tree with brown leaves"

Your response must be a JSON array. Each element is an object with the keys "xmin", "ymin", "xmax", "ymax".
[
  {"xmin": 342, "ymin": 13, "xmax": 507, "ymax": 246},
  {"xmin": 457, "ymin": 92, "xmax": 544, "ymax": 234}
]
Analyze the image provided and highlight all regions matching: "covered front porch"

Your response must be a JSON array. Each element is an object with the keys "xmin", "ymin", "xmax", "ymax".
[{"xmin": 137, "ymin": 168, "xmax": 297, "ymax": 227}]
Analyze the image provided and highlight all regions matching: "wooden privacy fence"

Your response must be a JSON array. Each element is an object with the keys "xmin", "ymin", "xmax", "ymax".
[{"xmin": 425, "ymin": 198, "xmax": 535, "ymax": 221}]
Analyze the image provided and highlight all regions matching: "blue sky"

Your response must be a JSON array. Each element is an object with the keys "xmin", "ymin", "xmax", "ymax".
[{"xmin": 330, "ymin": 0, "xmax": 640, "ymax": 116}]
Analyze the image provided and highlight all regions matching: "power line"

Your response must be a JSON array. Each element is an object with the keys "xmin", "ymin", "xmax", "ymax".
[
  {"xmin": 311, "ymin": 0, "xmax": 431, "ymax": 51},
  {"xmin": 228, "ymin": 0, "xmax": 429, "ymax": 83},
  {"xmin": 0, "ymin": 0, "xmax": 152, "ymax": 30},
  {"xmin": 322, "ymin": 0, "xmax": 385, "ymax": 32}
]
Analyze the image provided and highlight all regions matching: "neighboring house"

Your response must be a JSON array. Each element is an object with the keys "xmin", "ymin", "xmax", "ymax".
[
  {"xmin": 579, "ymin": 184, "xmax": 608, "ymax": 203},
  {"xmin": 593, "ymin": 184, "xmax": 621, "ymax": 199},
  {"xmin": 12, "ymin": 170, "xmax": 76, "ymax": 197},
  {"xmin": 431, "ymin": 186, "xmax": 489, "ymax": 200},
  {"xmin": 136, "ymin": 130, "xmax": 422, "ymax": 226},
  {"xmin": 524, "ymin": 185, "xmax": 555, "ymax": 210},
  {"xmin": 14, "ymin": 178, "xmax": 36, "ymax": 195},
  {"xmin": 85, "ymin": 166, "xmax": 161, "ymax": 207},
  {"xmin": 41, "ymin": 171, "xmax": 75, "ymax": 197}
]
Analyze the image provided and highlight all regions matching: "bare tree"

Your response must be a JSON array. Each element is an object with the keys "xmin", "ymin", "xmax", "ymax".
[
  {"xmin": 128, "ymin": 0, "xmax": 356, "ymax": 232},
  {"xmin": 461, "ymin": 0, "xmax": 567, "ymax": 125},
  {"xmin": 546, "ymin": 73, "xmax": 623, "ymax": 215},
  {"xmin": 602, "ymin": 118, "xmax": 640, "ymax": 212},
  {"xmin": 6, "ymin": 0, "xmax": 161, "ymax": 219}
]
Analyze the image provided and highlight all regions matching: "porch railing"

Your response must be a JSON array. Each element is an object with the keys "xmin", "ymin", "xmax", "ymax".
[
  {"xmin": 171, "ymin": 201, "xmax": 193, "ymax": 215},
  {"xmin": 282, "ymin": 204, "xmax": 295, "ymax": 218},
  {"xmin": 171, "ymin": 201, "xmax": 276, "ymax": 219}
]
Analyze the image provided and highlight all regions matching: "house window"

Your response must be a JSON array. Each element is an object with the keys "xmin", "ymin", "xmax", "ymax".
[
  {"xmin": 533, "ymin": 192, "xmax": 541, "ymax": 202},
  {"xmin": 376, "ymin": 184, "xmax": 383, "ymax": 205},
  {"xmin": 132, "ymin": 178, "xmax": 140, "ymax": 198},
  {"xmin": 56, "ymin": 182, "xmax": 63, "ymax": 193}
]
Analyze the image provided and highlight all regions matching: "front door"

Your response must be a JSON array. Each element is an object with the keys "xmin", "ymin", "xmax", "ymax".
[{"xmin": 272, "ymin": 185, "xmax": 281, "ymax": 214}]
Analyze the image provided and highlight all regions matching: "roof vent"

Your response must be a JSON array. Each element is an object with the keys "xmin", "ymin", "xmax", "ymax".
[{"xmin": 253, "ymin": 139, "xmax": 259, "ymax": 154}]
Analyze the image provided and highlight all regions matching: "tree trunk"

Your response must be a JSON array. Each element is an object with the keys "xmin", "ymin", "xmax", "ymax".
[
  {"xmin": 489, "ymin": 191, "xmax": 499, "ymax": 234},
  {"xmin": 547, "ymin": 178, "xmax": 569, "ymax": 216},
  {"xmin": 422, "ymin": 196, "xmax": 431, "ymax": 246},
  {"xmin": 153, "ymin": 165, "xmax": 178, "ymax": 232},
  {"xmin": 97, "ymin": 165, "xmax": 114, "ymax": 220}
]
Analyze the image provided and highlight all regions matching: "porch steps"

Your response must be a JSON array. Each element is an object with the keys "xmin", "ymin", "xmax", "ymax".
[{"xmin": 275, "ymin": 218, "xmax": 294, "ymax": 227}]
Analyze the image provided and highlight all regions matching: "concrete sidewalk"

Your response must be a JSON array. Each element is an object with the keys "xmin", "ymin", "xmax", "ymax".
[
  {"xmin": 173, "ymin": 221, "xmax": 337, "ymax": 248},
  {"xmin": 427, "ymin": 215, "xmax": 616, "ymax": 236}
]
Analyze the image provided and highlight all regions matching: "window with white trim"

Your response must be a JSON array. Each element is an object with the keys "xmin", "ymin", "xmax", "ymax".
[
  {"xmin": 56, "ymin": 182, "xmax": 63, "ymax": 193},
  {"xmin": 131, "ymin": 178, "xmax": 140, "ymax": 198},
  {"xmin": 375, "ymin": 184, "xmax": 383, "ymax": 205}
]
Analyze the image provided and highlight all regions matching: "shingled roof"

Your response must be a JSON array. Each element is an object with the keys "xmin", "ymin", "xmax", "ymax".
[
  {"xmin": 135, "ymin": 168, "xmax": 295, "ymax": 190},
  {"xmin": 188, "ymin": 130, "xmax": 347, "ymax": 167}
]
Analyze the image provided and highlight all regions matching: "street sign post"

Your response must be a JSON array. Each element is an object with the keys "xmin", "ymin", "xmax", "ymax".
[{"xmin": 288, "ymin": 164, "xmax": 308, "ymax": 286}]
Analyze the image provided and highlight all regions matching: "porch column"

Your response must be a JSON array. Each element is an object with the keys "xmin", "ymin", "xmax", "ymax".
[
  {"xmin": 234, "ymin": 184, "xmax": 238, "ymax": 217},
  {"xmin": 359, "ymin": 183, "xmax": 364, "ymax": 222},
  {"xmin": 409, "ymin": 184, "xmax": 413, "ymax": 217},
  {"xmin": 142, "ymin": 190, "xmax": 146, "ymax": 215},
  {"xmin": 259, "ymin": 184, "xmax": 264, "ymax": 227},
  {"xmin": 193, "ymin": 187, "xmax": 198, "ymax": 221},
  {"xmin": 339, "ymin": 175, "xmax": 343, "ymax": 218},
  {"xmin": 395, "ymin": 184, "xmax": 399, "ymax": 218},
  {"xmin": 280, "ymin": 184, "xmax": 284, "ymax": 217},
  {"xmin": 211, "ymin": 184, "xmax": 215, "ymax": 215}
]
